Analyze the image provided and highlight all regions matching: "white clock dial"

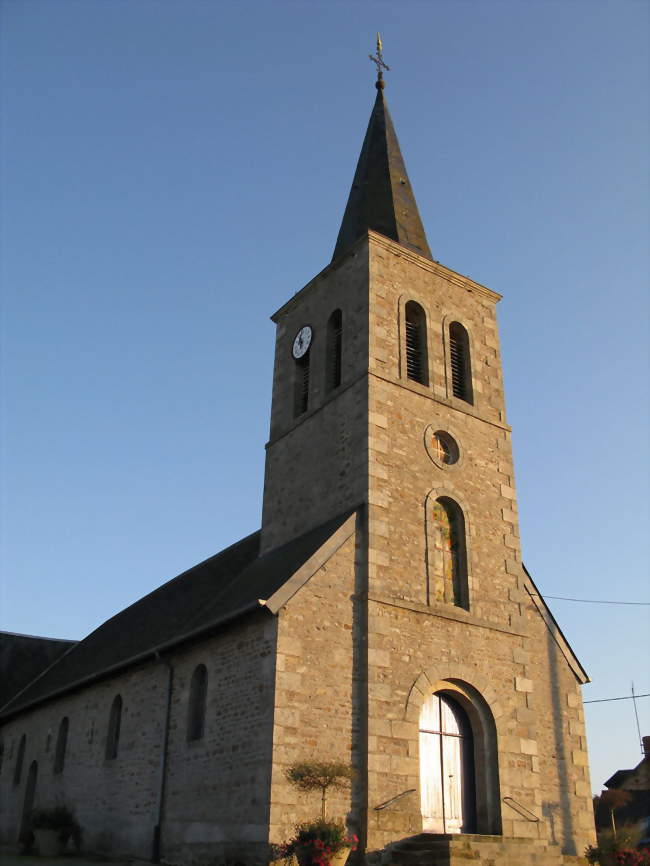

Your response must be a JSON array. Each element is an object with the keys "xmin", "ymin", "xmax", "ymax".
[{"xmin": 292, "ymin": 325, "xmax": 313, "ymax": 359}]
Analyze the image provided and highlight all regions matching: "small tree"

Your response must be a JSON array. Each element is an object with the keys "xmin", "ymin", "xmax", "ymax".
[
  {"xmin": 286, "ymin": 761, "xmax": 355, "ymax": 819},
  {"xmin": 599, "ymin": 789, "xmax": 632, "ymax": 837}
]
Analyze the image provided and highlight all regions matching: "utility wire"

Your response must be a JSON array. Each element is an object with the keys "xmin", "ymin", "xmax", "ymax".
[
  {"xmin": 632, "ymin": 683, "xmax": 643, "ymax": 752},
  {"xmin": 542, "ymin": 595, "xmax": 650, "ymax": 606},
  {"xmin": 584, "ymin": 693, "xmax": 650, "ymax": 704}
]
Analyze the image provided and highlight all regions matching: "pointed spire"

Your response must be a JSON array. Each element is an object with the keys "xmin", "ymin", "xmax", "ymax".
[{"xmin": 332, "ymin": 40, "xmax": 432, "ymax": 262}]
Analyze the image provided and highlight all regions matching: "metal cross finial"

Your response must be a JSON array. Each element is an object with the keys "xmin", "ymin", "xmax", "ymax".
[{"xmin": 369, "ymin": 32, "xmax": 390, "ymax": 86}]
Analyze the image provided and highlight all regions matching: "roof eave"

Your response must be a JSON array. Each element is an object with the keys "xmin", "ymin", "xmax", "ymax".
[
  {"xmin": 522, "ymin": 564, "xmax": 590, "ymax": 685},
  {"xmin": 0, "ymin": 600, "xmax": 266, "ymax": 722}
]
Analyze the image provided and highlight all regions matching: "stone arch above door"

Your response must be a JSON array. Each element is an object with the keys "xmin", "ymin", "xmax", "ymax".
[{"xmin": 405, "ymin": 668, "xmax": 503, "ymax": 835}]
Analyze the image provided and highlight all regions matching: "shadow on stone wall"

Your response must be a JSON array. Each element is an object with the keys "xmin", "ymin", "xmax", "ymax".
[
  {"xmin": 546, "ymin": 627, "xmax": 576, "ymax": 855},
  {"xmin": 349, "ymin": 508, "xmax": 369, "ymax": 852}
]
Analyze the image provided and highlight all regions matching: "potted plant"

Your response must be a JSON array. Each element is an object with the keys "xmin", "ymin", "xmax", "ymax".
[
  {"xmin": 276, "ymin": 761, "xmax": 357, "ymax": 866},
  {"xmin": 31, "ymin": 805, "xmax": 81, "ymax": 857},
  {"xmin": 282, "ymin": 818, "xmax": 358, "ymax": 866},
  {"xmin": 585, "ymin": 824, "xmax": 646, "ymax": 866}
]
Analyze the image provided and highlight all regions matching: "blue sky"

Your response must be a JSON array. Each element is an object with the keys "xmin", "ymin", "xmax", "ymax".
[{"xmin": 1, "ymin": 0, "xmax": 648, "ymax": 796}]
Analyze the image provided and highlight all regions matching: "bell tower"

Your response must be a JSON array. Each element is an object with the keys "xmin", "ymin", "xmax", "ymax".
[
  {"xmin": 263, "ymin": 42, "xmax": 594, "ymax": 859},
  {"xmin": 260, "ymin": 43, "xmax": 435, "ymax": 556}
]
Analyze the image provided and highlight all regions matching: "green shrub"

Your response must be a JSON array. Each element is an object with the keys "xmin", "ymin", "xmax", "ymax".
[{"xmin": 31, "ymin": 805, "xmax": 81, "ymax": 847}]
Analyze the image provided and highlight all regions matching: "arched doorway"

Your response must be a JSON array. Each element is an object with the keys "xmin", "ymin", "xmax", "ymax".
[
  {"xmin": 18, "ymin": 760, "xmax": 38, "ymax": 848},
  {"xmin": 419, "ymin": 693, "xmax": 476, "ymax": 833}
]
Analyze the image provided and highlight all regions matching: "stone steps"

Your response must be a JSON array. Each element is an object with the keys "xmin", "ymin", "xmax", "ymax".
[{"xmin": 383, "ymin": 833, "xmax": 587, "ymax": 866}]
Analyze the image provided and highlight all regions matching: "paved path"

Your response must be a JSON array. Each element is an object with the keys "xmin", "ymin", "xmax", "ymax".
[{"xmin": 0, "ymin": 854, "xmax": 134, "ymax": 866}]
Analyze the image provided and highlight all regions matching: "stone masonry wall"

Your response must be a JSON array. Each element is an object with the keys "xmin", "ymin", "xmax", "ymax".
[
  {"xmin": 521, "ymin": 598, "xmax": 595, "ymax": 856},
  {"xmin": 267, "ymin": 533, "xmax": 361, "ymax": 843},
  {"xmin": 0, "ymin": 611, "xmax": 277, "ymax": 865},
  {"xmin": 362, "ymin": 233, "xmax": 594, "ymax": 857},
  {"xmin": 0, "ymin": 662, "xmax": 166, "ymax": 857},
  {"xmin": 261, "ymin": 241, "xmax": 369, "ymax": 554},
  {"xmin": 161, "ymin": 611, "xmax": 277, "ymax": 865}
]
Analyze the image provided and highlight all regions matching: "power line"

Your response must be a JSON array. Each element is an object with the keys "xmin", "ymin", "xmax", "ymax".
[
  {"xmin": 632, "ymin": 683, "xmax": 643, "ymax": 753},
  {"xmin": 542, "ymin": 595, "xmax": 650, "ymax": 606},
  {"xmin": 584, "ymin": 693, "xmax": 650, "ymax": 704}
]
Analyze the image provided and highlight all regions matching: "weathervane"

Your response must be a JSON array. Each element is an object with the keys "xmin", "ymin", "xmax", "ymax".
[{"xmin": 369, "ymin": 32, "xmax": 390, "ymax": 88}]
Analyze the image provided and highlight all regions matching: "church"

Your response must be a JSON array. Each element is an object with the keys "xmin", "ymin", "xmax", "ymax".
[{"xmin": 0, "ymin": 47, "xmax": 596, "ymax": 866}]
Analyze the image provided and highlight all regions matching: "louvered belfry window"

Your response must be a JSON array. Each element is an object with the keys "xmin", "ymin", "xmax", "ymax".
[
  {"xmin": 294, "ymin": 351, "xmax": 310, "ymax": 417},
  {"xmin": 405, "ymin": 301, "xmax": 428, "ymax": 386},
  {"xmin": 326, "ymin": 309, "xmax": 343, "ymax": 392},
  {"xmin": 449, "ymin": 322, "xmax": 473, "ymax": 404}
]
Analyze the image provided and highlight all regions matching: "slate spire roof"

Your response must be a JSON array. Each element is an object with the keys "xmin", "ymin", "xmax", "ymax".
[{"xmin": 332, "ymin": 80, "xmax": 432, "ymax": 262}]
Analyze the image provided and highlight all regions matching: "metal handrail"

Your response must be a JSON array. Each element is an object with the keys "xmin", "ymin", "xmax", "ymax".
[
  {"xmin": 502, "ymin": 796, "xmax": 540, "ymax": 822},
  {"xmin": 374, "ymin": 789, "xmax": 417, "ymax": 811}
]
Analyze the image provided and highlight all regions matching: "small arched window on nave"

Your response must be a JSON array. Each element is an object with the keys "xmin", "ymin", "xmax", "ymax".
[
  {"xmin": 13, "ymin": 734, "xmax": 26, "ymax": 786},
  {"xmin": 405, "ymin": 301, "xmax": 429, "ymax": 386},
  {"xmin": 449, "ymin": 322, "xmax": 473, "ymax": 404},
  {"xmin": 187, "ymin": 664, "xmax": 208, "ymax": 742},
  {"xmin": 428, "ymin": 496, "xmax": 469, "ymax": 609},
  {"xmin": 53, "ymin": 717, "xmax": 69, "ymax": 774},
  {"xmin": 105, "ymin": 695, "xmax": 122, "ymax": 760}
]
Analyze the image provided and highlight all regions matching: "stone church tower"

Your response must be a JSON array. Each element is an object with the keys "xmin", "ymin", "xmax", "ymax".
[
  {"xmin": 260, "ymin": 72, "xmax": 595, "ymax": 862},
  {"xmin": 0, "ymin": 58, "xmax": 595, "ymax": 866}
]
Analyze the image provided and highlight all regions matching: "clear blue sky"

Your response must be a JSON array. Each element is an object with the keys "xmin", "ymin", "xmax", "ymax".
[{"xmin": 1, "ymin": 0, "xmax": 648, "ymax": 796}]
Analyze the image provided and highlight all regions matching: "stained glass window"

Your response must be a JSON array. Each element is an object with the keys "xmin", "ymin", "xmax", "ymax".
[{"xmin": 429, "ymin": 497, "xmax": 467, "ymax": 608}]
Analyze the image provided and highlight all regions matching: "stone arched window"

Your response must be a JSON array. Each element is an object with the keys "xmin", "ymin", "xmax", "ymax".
[
  {"xmin": 18, "ymin": 760, "xmax": 38, "ymax": 847},
  {"xmin": 105, "ymin": 695, "xmax": 122, "ymax": 760},
  {"xmin": 449, "ymin": 321, "xmax": 473, "ymax": 404},
  {"xmin": 405, "ymin": 301, "xmax": 429, "ymax": 386},
  {"xmin": 325, "ymin": 309, "xmax": 343, "ymax": 392},
  {"xmin": 53, "ymin": 717, "xmax": 69, "ymax": 774},
  {"xmin": 427, "ymin": 496, "xmax": 468, "ymax": 609},
  {"xmin": 13, "ymin": 734, "xmax": 26, "ymax": 786},
  {"xmin": 187, "ymin": 664, "xmax": 208, "ymax": 742}
]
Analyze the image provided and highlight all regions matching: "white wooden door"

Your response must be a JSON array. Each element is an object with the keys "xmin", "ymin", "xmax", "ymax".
[{"xmin": 419, "ymin": 694, "xmax": 466, "ymax": 833}]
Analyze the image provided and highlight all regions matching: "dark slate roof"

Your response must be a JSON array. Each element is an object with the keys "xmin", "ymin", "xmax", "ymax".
[
  {"xmin": 1, "ymin": 509, "xmax": 355, "ymax": 720},
  {"xmin": 0, "ymin": 632, "xmax": 76, "ymax": 708},
  {"xmin": 333, "ymin": 83, "xmax": 432, "ymax": 262},
  {"xmin": 605, "ymin": 769, "xmax": 634, "ymax": 789}
]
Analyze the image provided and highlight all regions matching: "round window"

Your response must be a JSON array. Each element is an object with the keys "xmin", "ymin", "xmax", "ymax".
[{"xmin": 425, "ymin": 427, "xmax": 461, "ymax": 468}]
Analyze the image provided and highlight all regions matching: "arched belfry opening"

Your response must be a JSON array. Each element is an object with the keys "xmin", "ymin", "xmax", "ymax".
[{"xmin": 417, "ymin": 681, "xmax": 501, "ymax": 836}]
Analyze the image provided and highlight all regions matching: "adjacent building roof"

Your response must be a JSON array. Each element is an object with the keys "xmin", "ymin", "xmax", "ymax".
[
  {"xmin": 0, "ymin": 632, "xmax": 76, "ymax": 709},
  {"xmin": 0, "ymin": 509, "xmax": 355, "ymax": 721},
  {"xmin": 332, "ymin": 82, "xmax": 432, "ymax": 262}
]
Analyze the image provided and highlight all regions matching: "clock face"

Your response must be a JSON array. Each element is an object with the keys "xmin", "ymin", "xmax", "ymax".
[{"xmin": 292, "ymin": 325, "xmax": 313, "ymax": 359}]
